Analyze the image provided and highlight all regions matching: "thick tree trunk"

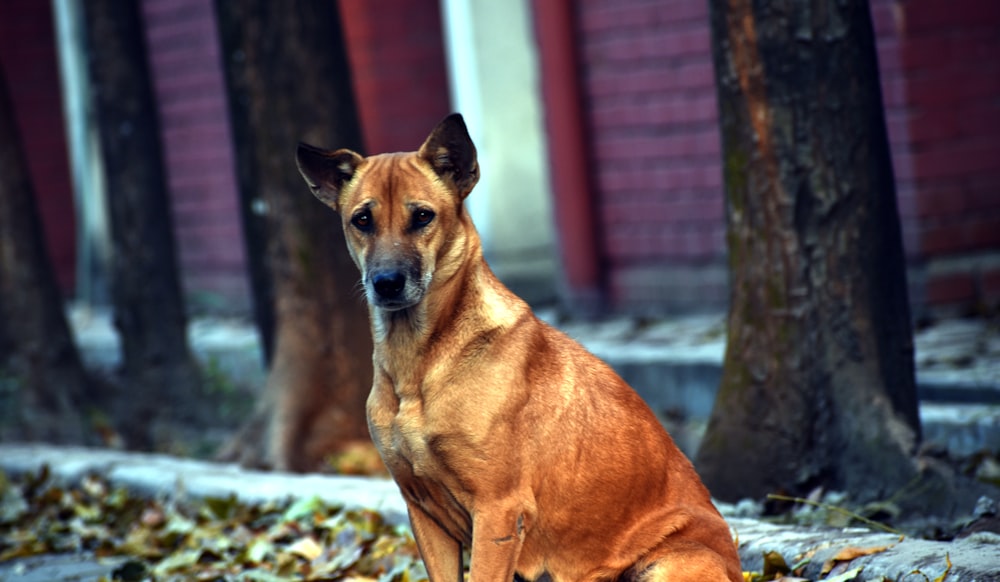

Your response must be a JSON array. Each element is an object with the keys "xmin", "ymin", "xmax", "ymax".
[
  {"xmin": 214, "ymin": 1, "xmax": 374, "ymax": 472},
  {"xmin": 83, "ymin": 0, "xmax": 202, "ymax": 449},
  {"xmin": 0, "ymin": 68, "xmax": 93, "ymax": 443},
  {"xmin": 696, "ymin": 0, "xmax": 932, "ymax": 509}
]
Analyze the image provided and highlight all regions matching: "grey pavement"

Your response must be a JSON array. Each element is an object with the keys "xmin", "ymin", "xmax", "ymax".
[{"xmin": 2, "ymin": 443, "xmax": 999, "ymax": 581}]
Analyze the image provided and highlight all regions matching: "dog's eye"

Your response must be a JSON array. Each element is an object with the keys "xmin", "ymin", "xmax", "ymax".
[
  {"xmin": 351, "ymin": 211, "xmax": 373, "ymax": 231},
  {"xmin": 412, "ymin": 209, "xmax": 435, "ymax": 228}
]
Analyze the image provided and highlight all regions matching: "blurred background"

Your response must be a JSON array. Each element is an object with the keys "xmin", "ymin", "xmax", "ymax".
[{"xmin": 2, "ymin": 0, "xmax": 997, "ymax": 321}]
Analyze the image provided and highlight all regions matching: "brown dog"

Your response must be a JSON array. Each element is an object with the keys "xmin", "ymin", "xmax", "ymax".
[{"xmin": 296, "ymin": 115, "xmax": 742, "ymax": 582}]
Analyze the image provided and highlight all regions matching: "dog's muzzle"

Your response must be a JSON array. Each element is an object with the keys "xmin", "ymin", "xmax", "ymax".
[
  {"xmin": 367, "ymin": 267, "xmax": 423, "ymax": 310},
  {"xmin": 373, "ymin": 270, "xmax": 406, "ymax": 300}
]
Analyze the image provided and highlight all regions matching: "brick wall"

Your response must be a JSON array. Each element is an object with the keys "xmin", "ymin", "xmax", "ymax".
[
  {"xmin": 339, "ymin": 0, "xmax": 451, "ymax": 155},
  {"xmin": 900, "ymin": 0, "xmax": 1000, "ymax": 311},
  {"xmin": 0, "ymin": 0, "xmax": 76, "ymax": 292},
  {"xmin": 7, "ymin": 0, "xmax": 994, "ymax": 316},
  {"xmin": 870, "ymin": 0, "xmax": 918, "ymax": 255},
  {"xmin": 576, "ymin": 0, "xmax": 727, "ymax": 313},
  {"xmin": 574, "ymin": 0, "xmax": 1000, "ymax": 315},
  {"xmin": 140, "ymin": 0, "xmax": 249, "ymax": 312}
]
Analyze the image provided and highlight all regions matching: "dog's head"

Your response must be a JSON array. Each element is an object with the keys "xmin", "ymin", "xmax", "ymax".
[{"xmin": 296, "ymin": 114, "xmax": 480, "ymax": 312}]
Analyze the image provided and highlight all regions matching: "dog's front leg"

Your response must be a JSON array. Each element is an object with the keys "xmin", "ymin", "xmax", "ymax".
[
  {"xmin": 408, "ymin": 503, "xmax": 463, "ymax": 582},
  {"xmin": 468, "ymin": 502, "xmax": 529, "ymax": 582}
]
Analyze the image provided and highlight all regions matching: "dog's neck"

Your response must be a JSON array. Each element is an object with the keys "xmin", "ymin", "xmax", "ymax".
[{"xmin": 368, "ymin": 231, "xmax": 526, "ymax": 379}]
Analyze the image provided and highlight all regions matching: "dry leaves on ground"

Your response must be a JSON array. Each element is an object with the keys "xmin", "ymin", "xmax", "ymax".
[{"xmin": 0, "ymin": 466, "xmax": 426, "ymax": 581}]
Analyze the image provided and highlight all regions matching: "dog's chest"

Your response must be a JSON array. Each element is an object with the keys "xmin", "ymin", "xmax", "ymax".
[{"xmin": 367, "ymin": 381, "xmax": 475, "ymax": 540}]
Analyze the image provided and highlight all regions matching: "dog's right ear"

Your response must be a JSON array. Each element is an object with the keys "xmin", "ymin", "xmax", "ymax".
[{"xmin": 296, "ymin": 143, "xmax": 364, "ymax": 211}]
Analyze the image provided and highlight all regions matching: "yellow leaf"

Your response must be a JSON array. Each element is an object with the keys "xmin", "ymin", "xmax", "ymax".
[
  {"xmin": 821, "ymin": 545, "xmax": 891, "ymax": 575},
  {"xmin": 763, "ymin": 550, "xmax": 791, "ymax": 578},
  {"xmin": 933, "ymin": 553, "xmax": 952, "ymax": 582},
  {"xmin": 245, "ymin": 538, "xmax": 275, "ymax": 564},
  {"xmin": 286, "ymin": 535, "xmax": 323, "ymax": 561}
]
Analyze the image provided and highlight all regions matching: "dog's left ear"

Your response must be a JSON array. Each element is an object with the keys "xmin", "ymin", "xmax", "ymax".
[
  {"xmin": 418, "ymin": 113, "xmax": 480, "ymax": 199},
  {"xmin": 296, "ymin": 143, "xmax": 364, "ymax": 211}
]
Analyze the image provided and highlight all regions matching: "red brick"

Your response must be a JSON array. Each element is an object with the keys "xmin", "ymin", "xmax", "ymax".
[
  {"xmin": 907, "ymin": 109, "xmax": 959, "ymax": 144},
  {"xmin": 920, "ymin": 223, "xmax": 971, "ymax": 255},
  {"xmin": 916, "ymin": 187, "xmax": 966, "ymax": 219},
  {"xmin": 956, "ymin": 104, "xmax": 1000, "ymax": 139},
  {"xmin": 580, "ymin": 0, "xmax": 708, "ymax": 35},
  {"xmin": 900, "ymin": 34, "xmax": 953, "ymax": 71},
  {"xmin": 907, "ymin": 69, "xmax": 1000, "ymax": 109},
  {"xmin": 592, "ymin": 62, "xmax": 715, "ymax": 97},
  {"xmin": 967, "ymin": 214, "xmax": 1000, "ymax": 249},
  {"xmin": 595, "ymin": 27, "xmax": 710, "ymax": 63},
  {"xmin": 912, "ymin": 138, "xmax": 1000, "ymax": 180},
  {"xmin": 604, "ymin": 197, "xmax": 723, "ymax": 227},
  {"xmin": 965, "ymin": 178, "xmax": 1000, "ymax": 211},
  {"xmin": 904, "ymin": 0, "xmax": 1000, "ymax": 33},
  {"xmin": 925, "ymin": 272, "xmax": 977, "ymax": 304},
  {"xmin": 952, "ymin": 32, "xmax": 1000, "ymax": 64},
  {"xmin": 593, "ymin": 95, "xmax": 718, "ymax": 131}
]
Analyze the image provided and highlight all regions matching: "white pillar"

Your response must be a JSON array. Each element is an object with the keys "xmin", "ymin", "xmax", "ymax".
[
  {"xmin": 440, "ymin": 0, "xmax": 557, "ymax": 303},
  {"xmin": 53, "ymin": 0, "xmax": 111, "ymax": 305}
]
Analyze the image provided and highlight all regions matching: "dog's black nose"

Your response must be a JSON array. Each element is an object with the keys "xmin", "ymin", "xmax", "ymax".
[{"xmin": 372, "ymin": 270, "xmax": 406, "ymax": 299}]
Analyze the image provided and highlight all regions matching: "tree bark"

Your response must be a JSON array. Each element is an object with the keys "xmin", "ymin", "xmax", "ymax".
[
  {"xmin": 0, "ymin": 67, "xmax": 93, "ymax": 443},
  {"xmin": 696, "ymin": 0, "xmax": 933, "ymax": 509},
  {"xmin": 214, "ymin": 1, "xmax": 374, "ymax": 472},
  {"xmin": 83, "ymin": 0, "xmax": 202, "ymax": 449}
]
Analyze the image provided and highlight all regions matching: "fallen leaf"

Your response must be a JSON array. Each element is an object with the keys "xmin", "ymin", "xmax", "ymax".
[
  {"xmin": 202, "ymin": 494, "xmax": 240, "ymax": 520},
  {"xmin": 762, "ymin": 550, "xmax": 791, "ymax": 578},
  {"xmin": 287, "ymin": 536, "xmax": 323, "ymax": 561},
  {"xmin": 821, "ymin": 545, "xmax": 892, "ymax": 575},
  {"xmin": 282, "ymin": 495, "xmax": 325, "ymax": 522},
  {"xmin": 151, "ymin": 547, "xmax": 205, "ymax": 576},
  {"xmin": 1, "ymin": 469, "xmax": 425, "ymax": 581},
  {"xmin": 933, "ymin": 553, "xmax": 952, "ymax": 582},
  {"xmin": 244, "ymin": 537, "xmax": 275, "ymax": 564}
]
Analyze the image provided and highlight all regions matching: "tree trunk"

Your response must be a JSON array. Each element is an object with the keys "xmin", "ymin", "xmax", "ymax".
[
  {"xmin": 214, "ymin": 1, "xmax": 374, "ymax": 472},
  {"xmin": 696, "ymin": 0, "xmax": 936, "ymax": 510},
  {"xmin": 83, "ymin": 0, "xmax": 202, "ymax": 449},
  {"xmin": 0, "ymin": 68, "xmax": 93, "ymax": 443}
]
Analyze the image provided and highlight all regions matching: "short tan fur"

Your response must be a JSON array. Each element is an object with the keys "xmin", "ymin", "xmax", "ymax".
[{"xmin": 296, "ymin": 114, "xmax": 742, "ymax": 582}]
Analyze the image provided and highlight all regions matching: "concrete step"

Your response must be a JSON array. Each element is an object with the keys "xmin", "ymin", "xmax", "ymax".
[
  {"xmin": 1, "ymin": 444, "xmax": 998, "ymax": 582},
  {"xmin": 67, "ymin": 307, "xmax": 1000, "ymax": 458}
]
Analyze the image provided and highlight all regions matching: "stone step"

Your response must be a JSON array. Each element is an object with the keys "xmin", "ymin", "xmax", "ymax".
[{"xmin": 2, "ymin": 444, "xmax": 998, "ymax": 582}]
